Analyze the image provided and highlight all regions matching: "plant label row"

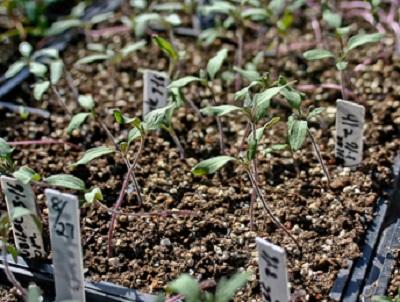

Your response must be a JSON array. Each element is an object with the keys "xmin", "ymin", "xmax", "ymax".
[
  {"xmin": 45, "ymin": 189, "xmax": 85, "ymax": 302},
  {"xmin": 0, "ymin": 176, "xmax": 45, "ymax": 258},
  {"xmin": 143, "ymin": 70, "xmax": 169, "ymax": 116},
  {"xmin": 335, "ymin": 99, "xmax": 365, "ymax": 167},
  {"xmin": 256, "ymin": 237, "xmax": 289, "ymax": 302}
]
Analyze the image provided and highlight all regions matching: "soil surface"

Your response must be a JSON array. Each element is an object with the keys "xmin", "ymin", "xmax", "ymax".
[{"xmin": 0, "ymin": 1, "xmax": 400, "ymax": 301}]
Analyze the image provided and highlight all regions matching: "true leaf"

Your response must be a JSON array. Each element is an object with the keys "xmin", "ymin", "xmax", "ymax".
[
  {"xmin": 288, "ymin": 117, "xmax": 308, "ymax": 151},
  {"xmin": 6, "ymin": 244, "xmax": 18, "ymax": 263},
  {"xmin": 73, "ymin": 146, "xmax": 115, "ymax": 166},
  {"xmin": 207, "ymin": 48, "xmax": 229, "ymax": 80},
  {"xmin": 200, "ymin": 105, "xmax": 241, "ymax": 117},
  {"xmin": 153, "ymin": 35, "xmax": 178, "ymax": 64},
  {"xmin": 143, "ymin": 105, "xmax": 173, "ymax": 130},
  {"xmin": 346, "ymin": 32, "xmax": 384, "ymax": 52},
  {"xmin": 44, "ymin": 174, "xmax": 86, "ymax": 191},
  {"xmin": 32, "ymin": 48, "xmax": 59, "ymax": 60},
  {"xmin": 12, "ymin": 166, "xmax": 41, "ymax": 184},
  {"xmin": 280, "ymin": 87, "xmax": 302, "ymax": 109},
  {"xmin": 84, "ymin": 187, "xmax": 103, "ymax": 205},
  {"xmin": 192, "ymin": 156, "xmax": 235, "ymax": 176},
  {"xmin": 336, "ymin": 61, "xmax": 348, "ymax": 71},
  {"xmin": 307, "ymin": 107, "xmax": 325, "ymax": 119},
  {"xmin": 11, "ymin": 207, "xmax": 42, "ymax": 232},
  {"xmin": 67, "ymin": 112, "xmax": 91, "ymax": 134},
  {"xmin": 33, "ymin": 81, "xmax": 50, "ymax": 101},
  {"xmin": 78, "ymin": 95, "xmax": 95, "ymax": 110},
  {"xmin": 323, "ymin": 9, "xmax": 342, "ymax": 29},
  {"xmin": 303, "ymin": 49, "xmax": 335, "ymax": 60}
]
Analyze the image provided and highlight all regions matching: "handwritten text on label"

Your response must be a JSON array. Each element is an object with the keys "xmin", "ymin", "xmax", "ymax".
[
  {"xmin": 45, "ymin": 189, "xmax": 85, "ymax": 302},
  {"xmin": 335, "ymin": 99, "xmax": 365, "ymax": 167},
  {"xmin": 256, "ymin": 237, "xmax": 290, "ymax": 302},
  {"xmin": 143, "ymin": 70, "xmax": 169, "ymax": 116},
  {"xmin": 0, "ymin": 176, "xmax": 45, "ymax": 258}
]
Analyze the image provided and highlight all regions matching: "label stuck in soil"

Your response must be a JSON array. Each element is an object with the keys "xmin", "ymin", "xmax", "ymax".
[
  {"xmin": 0, "ymin": 176, "xmax": 45, "ymax": 259},
  {"xmin": 143, "ymin": 70, "xmax": 169, "ymax": 116},
  {"xmin": 45, "ymin": 189, "xmax": 85, "ymax": 302},
  {"xmin": 335, "ymin": 99, "xmax": 365, "ymax": 167},
  {"xmin": 256, "ymin": 237, "xmax": 290, "ymax": 302}
]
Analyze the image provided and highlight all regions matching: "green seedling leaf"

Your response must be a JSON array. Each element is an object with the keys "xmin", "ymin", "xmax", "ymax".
[
  {"xmin": 134, "ymin": 13, "xmax": 162, "ymax": 37},
  {"xmin": 12, "ymin": 166, "xmax": 41, "ymax": 184},
  {"xmin": 50, "ymin": 60, "xmax": 64, "ymax": 85},
  {"xmin": 84, "ymin": 187, "xmax": 103, "ymax": 205},
  {"xmin": 128, "ymin": 128, "xmax": 142, "ymax": 144},
  {"xmin": 6, "ymin": 244, "xmax": 18, "ymax": 263},
  {"xmin": 288, "ymin": 117, "xmax": 308, "ymax": 151},
  {"xmin": 215, "ymin": 272, "xmax": 250, "ymax": 302},
  {"xmin": 164, "ymin": 14, "xmax": 181, "ymax": 26},
  {"xmin": 11, "ymin": 207, "xmax": 42, "ymax": 232},
  {"xmin": 201, "ymin": 1, "xmax": 235, "ymax": 15},
  {"xmin": 144, "ymin": 104, "xmax": 173, "ymax": 130},
  {"xmin": 90, "ymin": 12, "xmax": 114, "ymax": 24},
  {"xmin": 264, "ymin": 144, "xmax": 288, "ymax": 155},
  {"xmin": 303, "ymin": 49, "xmax": 335, "ymax": 60},
  {"xmin": 0, "ymin": 138, "xmax": 14, "ymax": 158},
  {"xmin": 120, "ymin": 40, "xmax": 147, "ymax": 57},
  {"xmin": 336, "ymin": 26, "xmax": 351, "ymax": 37},
  {"xmin": 167, "ymin": 274, "xmax": 201, "ymax": 302},
  {"xmin": 46, "ymin": 19, "xmax": 83, "ymax": 36},
  {"xmin": 233, "ymin": 67, "xmax": 260, "ymax": 82},
  {"xmin": 5, "ymin": 61, "xmax": 27, "ymax": 78},
  {"xmin": 371, "ymin": 297, "xmax": 392, "ymax": 302},
  {"xmin": 280, "ymin": 87, "xmax": 302, "ymax": 109},
  {"xmin": 67, "ymin": 112, "xmax": 91, "ymax": 134},
  {"xmin": 248, "ymin": 117, "xmax": 281, "ymax": 144},
  {"xmin": 75, "ymin": 54, "xmax": 111, "ymax": 65},
  {"xmin": 113, "ymin": 109, "xmax": 140, "ymax": 125},
  {"xmin": 269, "ymin": 0, "xmax": 285, "ymax": 15},
  {"xmin": 241, "ymin": 8, "xmax": 269, "ymax": 21},
  {"xmin": 78, "ymin": 95, "xmax": 95, "ymax": 111},
  {"xmin": 323, "ymin": 9, "xmax": 342, "ymax": 28},
  {"xmin": 200, "ymin": 105, "xmax": 241, "ymax": 117},
  {"xmin": 153, "ymin": 3, "xmax": 183, "ymax": 11},
  {"xmin": 346, "ymin": 32, "xmax": 384, "ymax": 52},
  {"xmin": 29, "ymin": 62, "xmax": 47, "ymax": 78},
  {"xmin": 192, "ymin": 156, "xmax": 235, "ymax": 176},
  {"xmin": 33, "ymin": 81, "xmax": 50, "ymax": 101},
  {"xmin": 19, "ymin": 42, "xmax": 33, "ymax": 57},
  {"xmin": 336, "ymin": 61, "xmax": 348, "ymax": 70},
  {"xmin": 27, "ymin": 284, "xmax": 43, "ymax": 302},
  {"xmin": 207, "ymin": 48, "xmax": 229, "ymax": 80},
  {"xmin": 307, "ymin": 107, "xmax": 326, "ymax": 119},
  {"xmin": 254, "ymin": 86, "xmax": 282, "ymax": 120},
  {"xmin": 73, "ymin": 146, "xmax": 115, "ymax": 166},
  {"xmin": 153, "ymin": 35, "xmax": 179, "ymax": 64},
  {"xmin": 44, "ymin": 174, "xmax": 86, "ymax": 191},
  {"xmin": 168, "ymin": 76, "xmax": 201, "ymax": 89},
  {"xmin": 32, "ymin": 48, "xmax": 59, "ymax": 60}
]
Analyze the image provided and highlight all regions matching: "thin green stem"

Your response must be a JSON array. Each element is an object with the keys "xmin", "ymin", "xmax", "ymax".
[
  {"xmin": 208, "ymin": 84, "xmax": 225, "ymax": 153},
  {"xmin": 307, "ymin": 129, "xmax": 331, "ymax": 184}
]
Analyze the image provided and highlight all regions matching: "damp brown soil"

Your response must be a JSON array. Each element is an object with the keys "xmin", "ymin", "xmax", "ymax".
[{"xmin": 0, "ymin": 3, "xmax": 400, "ymax": 301}]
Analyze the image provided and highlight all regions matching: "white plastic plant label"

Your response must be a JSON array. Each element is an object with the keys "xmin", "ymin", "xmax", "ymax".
[
  {"xmin": 143, "ymin": 70, "xmax": 169, "ymax": 116},
  {"xmin": 0, "ymin": 176, "xmax": 45, "ymax": 258},
  {"xmin": 335, "ymin": 99, "xmax": 365, "ymax": 167},
  {"xmin": 45, "ymin": 189, "xmax": 85, "ymax": 302},
  {"xmin": 256, "ymin": 237, "xmax": 290, "ymax": 302}
]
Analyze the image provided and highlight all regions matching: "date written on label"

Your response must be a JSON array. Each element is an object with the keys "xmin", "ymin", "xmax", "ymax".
[
  {"xmin": 256, "ymin": 237, "xmax": 290, "ymax": 302},
  {"xmin": 0, "ymin": 176, "xmax": 45, "ymax": 259},
  {"xmin": 143, "ymin": 70, "xmax": 170, "ymax": 116},
  {"xmin": 45, "ymin": 189, "xmax": 85, "ymax": 302},
  {"xmin": 335, "ymin": 99, "xmax": 366, "ymax": 167}
]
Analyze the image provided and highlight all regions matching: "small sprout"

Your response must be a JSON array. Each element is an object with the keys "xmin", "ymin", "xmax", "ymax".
[
  {"xmin": 67, "ymin": 112, "xmax": 91, "ymax": 134},
  {"xmin": 84, "ymin": 187, "xmax": 103, "ymax": 207}
]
